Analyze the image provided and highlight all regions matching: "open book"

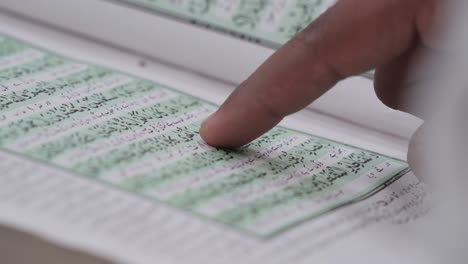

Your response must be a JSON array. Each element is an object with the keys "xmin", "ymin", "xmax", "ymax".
[{"xmin": 0, "ymin": 1, "xmax": 430, "ymax": 264}]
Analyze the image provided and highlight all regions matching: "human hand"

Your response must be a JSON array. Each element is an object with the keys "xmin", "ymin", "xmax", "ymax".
[{"xmin": 200, "ymin": 0, "xmax": 440, "ymax": 173}]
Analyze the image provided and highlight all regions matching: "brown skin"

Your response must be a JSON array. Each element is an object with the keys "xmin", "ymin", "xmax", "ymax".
[{"xmin": 200, "ymin": 0, "xmax": 440, "ymax": 174}]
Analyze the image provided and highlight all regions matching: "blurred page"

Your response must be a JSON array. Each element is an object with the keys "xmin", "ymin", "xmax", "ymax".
[{"xmin": 118, "ymin": 0, "xmax": 336, "ymax": 47}]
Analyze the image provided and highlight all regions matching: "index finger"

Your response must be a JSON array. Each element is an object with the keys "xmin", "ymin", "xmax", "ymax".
[{"xmin": 200, "ymin": 0, "xmax": 432, "ymax": 147}]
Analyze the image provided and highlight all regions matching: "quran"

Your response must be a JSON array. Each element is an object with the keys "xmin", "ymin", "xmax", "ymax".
[{"xmin": 0, "ymin": 1, "xmax": 430, "ymax": 264}]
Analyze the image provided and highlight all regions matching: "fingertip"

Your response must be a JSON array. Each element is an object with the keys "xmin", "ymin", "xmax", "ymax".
[
  {"xmin": 199, "ymin": 111, "xmax": 251, "ymax": 148},
  {"xmin": 199, "ymin": 114, "xmax": 217, "ymax": 146}
]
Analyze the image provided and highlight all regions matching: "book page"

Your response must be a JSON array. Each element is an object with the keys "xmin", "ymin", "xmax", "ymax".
[
  {"xmin": 0, "ymin": 33, "xmax": 409, "ymax": 238},
  {"xmin": 0, "ymin": 31, "xmax": 431, "ymax": 264}
]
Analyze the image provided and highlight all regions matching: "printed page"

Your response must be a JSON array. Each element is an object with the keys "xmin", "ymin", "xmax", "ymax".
[
  {"xmin": 0, "ymin": 33, "xmax": 408, "ymax": 238},
  {"xmin": 0, "ymin": 32, "xmax": 431, "ymax": 264}
]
